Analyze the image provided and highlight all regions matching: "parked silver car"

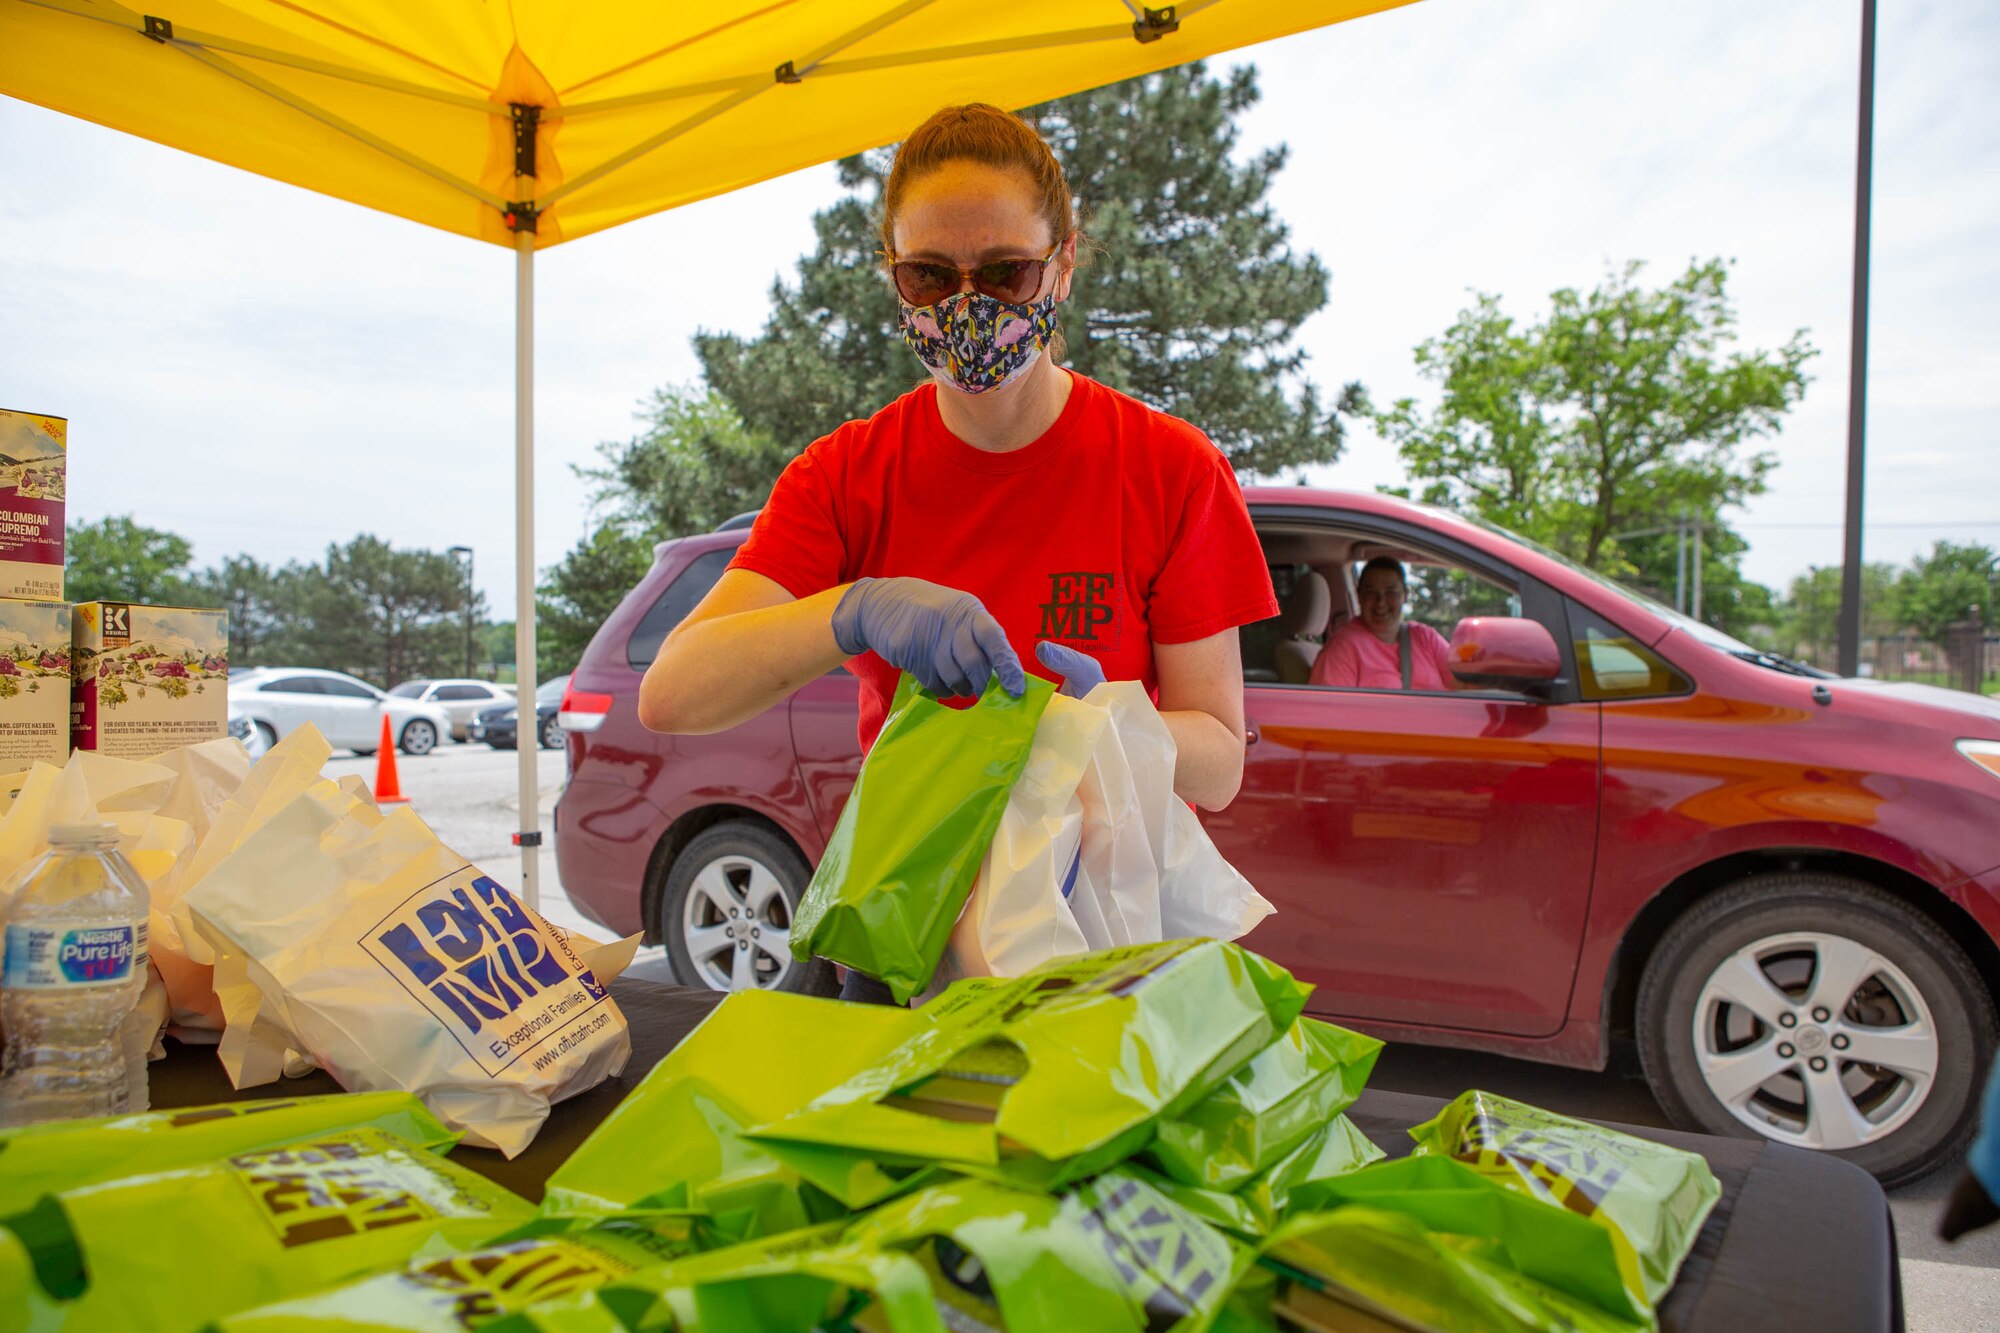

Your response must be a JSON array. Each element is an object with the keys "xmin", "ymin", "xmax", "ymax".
[
  {"xmin": 387, "ymin": 677, "xmax": 515, "ymax": 742},
  {"xmin": 228, "ymin": 667, "xmax": 453, "ymax": 757}
]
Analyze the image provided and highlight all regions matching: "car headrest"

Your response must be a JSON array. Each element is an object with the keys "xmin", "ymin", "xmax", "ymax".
[{"xmin": 1278, "ymin": 571, "xmax": 1332, "ymax": 639}]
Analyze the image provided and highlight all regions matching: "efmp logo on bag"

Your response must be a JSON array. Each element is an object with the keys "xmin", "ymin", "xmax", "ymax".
[{"xmin": 361, "ymin": 868, "xmax": 611, "ymax": 1076}]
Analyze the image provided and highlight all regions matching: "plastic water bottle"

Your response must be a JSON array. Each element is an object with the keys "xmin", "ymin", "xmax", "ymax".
[{"xmin": 1, "ymin": 823, "xmax": 151, "ymax": 1126}]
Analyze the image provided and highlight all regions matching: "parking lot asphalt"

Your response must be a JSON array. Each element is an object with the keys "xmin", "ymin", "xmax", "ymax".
[{"xmin": 333, "ymin": 738, "xmax": 2000, "ymax": 1328}]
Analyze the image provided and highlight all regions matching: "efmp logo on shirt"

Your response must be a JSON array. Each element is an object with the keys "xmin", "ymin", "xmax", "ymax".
[{"xmin": 1040, "ymin": 571, "xmax": 1120, "ymax": 649}]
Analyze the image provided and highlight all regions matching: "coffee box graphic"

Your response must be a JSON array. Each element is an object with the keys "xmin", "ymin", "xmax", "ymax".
[
  {"xmin": 0, "ymin": 598, "xmax": 72, "ymax": 776},
  {"xmin": 0, "ymin": 409, "xmax": 66, "ymax": 602},
  {"xmin": 72, "ymin": 602, "xmax": 229, "ymax": 759}
]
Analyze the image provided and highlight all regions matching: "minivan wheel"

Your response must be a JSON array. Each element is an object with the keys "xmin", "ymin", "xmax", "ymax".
[
  {"xmin": 659, "ymin": 823, "xmax": 836, "ymax": 997},
  {"xmin": 1637, "ymin": 872, "xmax": 1995, "ymax": 1186},
  {"xmin": 398, "ymin": 719, "xmax": 438, "ymax": 757}
]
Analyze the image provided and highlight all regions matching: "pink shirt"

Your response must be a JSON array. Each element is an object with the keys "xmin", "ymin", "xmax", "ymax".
[{"xmin": 1310, "ymin": 619, "xmax": 1454, "ymax": 690}]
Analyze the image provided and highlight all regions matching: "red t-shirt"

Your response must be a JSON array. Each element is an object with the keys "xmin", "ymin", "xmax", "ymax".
[{"xmin": 730, "ymin": 373, "xmax": 1277, "ymax": 749}]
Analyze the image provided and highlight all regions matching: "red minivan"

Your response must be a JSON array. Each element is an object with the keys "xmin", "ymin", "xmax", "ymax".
[{"xmin": 555, "ymin": 488, "xmax": 2000, "ymax": 1184}]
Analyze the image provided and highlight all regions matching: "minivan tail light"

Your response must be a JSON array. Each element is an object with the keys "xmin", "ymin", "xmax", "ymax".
[
  {"xmin": 559, "ymin": 683, "xmax": 614, "ymax": 733},
  {"xmin": 1957, "ymin": 739, "xmax": 2000, "ymax": 782}
]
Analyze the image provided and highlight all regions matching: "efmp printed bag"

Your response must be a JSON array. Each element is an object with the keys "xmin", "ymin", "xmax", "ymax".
[{"xmin": 180, "ymin": 779, "xmax": 631, "ymax": 1155}]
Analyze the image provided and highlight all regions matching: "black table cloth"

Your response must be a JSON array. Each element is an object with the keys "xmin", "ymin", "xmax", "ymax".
[{"xmin": 146, "ymin": 977, "xmax": 1902, "ymax": 1332}]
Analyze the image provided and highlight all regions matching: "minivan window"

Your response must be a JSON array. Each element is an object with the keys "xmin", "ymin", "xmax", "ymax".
[
  {"xmin": 628, "ymin": 549, "xmax": 733, "ymax": 671},
  {"xmin": 1570, "ymin": 602, "xmax": 1691, "ymax": 701}
]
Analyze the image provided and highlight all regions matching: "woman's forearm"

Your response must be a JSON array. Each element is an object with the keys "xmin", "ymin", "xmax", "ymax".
[
  {"xmin": 1161, "ymin": 708, "xmax": 1245, "ymax": 811},
  {"xmin": 639, "ymin": 586, "xmax": 850, "ymax": 735}
]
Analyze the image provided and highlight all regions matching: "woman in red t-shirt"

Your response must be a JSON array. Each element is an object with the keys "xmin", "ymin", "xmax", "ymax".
[{"xmin": 640, "ymin": 102, "xmax": 1275, "ymax": 820}]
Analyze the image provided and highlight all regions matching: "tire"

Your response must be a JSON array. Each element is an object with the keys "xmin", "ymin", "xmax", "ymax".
[
  {"xmin": 538, "ymin": 715, "xmax": 563, "ymax": 750},
  {"xmin": 1637, "ymin": 872, "xmax": 1996, "ymax": 1186},
  {"xmin": 398, "ymin": 719, "xmax": 438, "ymax": 757},
  {"xmin": 353, "ymin": 748, "xmax": 376, "ymax": 759},
  {"xmin": 253, "ymin": 721, "xmax": 278, "ymax": 752},
  {"xmin": 658, "ymin": 823, "xmax": 837, "ymax": 997}
]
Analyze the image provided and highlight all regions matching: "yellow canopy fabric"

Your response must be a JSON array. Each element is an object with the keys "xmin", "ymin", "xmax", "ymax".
[{"xmin": 2, "ymin": 0, "xmax": 1413, "ymax": 248}]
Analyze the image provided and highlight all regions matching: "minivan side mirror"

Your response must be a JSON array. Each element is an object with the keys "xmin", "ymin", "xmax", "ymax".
[{"xmin": 1448, "ymin": 617, "xmax": 1562, "ymax": 685}]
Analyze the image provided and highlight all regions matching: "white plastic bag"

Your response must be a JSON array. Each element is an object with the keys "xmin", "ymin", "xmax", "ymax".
[
  {"xmin": 178, "ymin": 777, "xmax": 632, "ymax": 1156},
  {"xmin": 948, "ymin": 681, "xmax": 1273, "ymax": 978}
]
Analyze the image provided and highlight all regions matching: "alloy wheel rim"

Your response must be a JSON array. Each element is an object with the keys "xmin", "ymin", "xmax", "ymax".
[
  {"xmin": 1692, "ymin": 930, "xmax": 1939, "ymax": 1151},
  {"xmin": 680, "ymin": 854, "xmax": 794, "ymax": 992},
  {"xmin": 405, "ymin": 721, "xmax": 435, "ymax": 754}
]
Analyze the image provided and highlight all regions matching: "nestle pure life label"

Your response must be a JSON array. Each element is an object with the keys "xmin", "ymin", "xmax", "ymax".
[
  {"xmin": 0, "ymin": 409, "xmax": 64, "ymax": 602},
  {"xmin": 0, "ymin": 597, "xmax": 71, "ymax": 776},
  {"xmin": 72, "ymin": 601, "xmax": 229, "ymax": 759},
  {"xmin": 3, "ymin": 918, "xmax": 147, "ymax": 989}
]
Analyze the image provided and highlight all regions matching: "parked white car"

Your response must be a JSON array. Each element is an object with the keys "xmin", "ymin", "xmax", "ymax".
[
  {"xmin": 228, "ymin": 667, "xmax": 452, "ymax": 757},
  {"xmin": 387, "ymin": 677, "xmax": 515, "ymax": 742}
]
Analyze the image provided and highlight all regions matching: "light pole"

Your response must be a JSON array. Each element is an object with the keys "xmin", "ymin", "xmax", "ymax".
[
  {"xmin": 448, "ymin": 546, "xmax": 474, "ymax": 677},
  {"xmin": 1837, "ymin": 0, "xmax": 1878, "ymax": 677}
]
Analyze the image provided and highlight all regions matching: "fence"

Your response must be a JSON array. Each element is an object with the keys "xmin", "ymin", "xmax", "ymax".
[{"xmin": 1856, "ymin": 624, "xmax": 1997, "ymax": 693}]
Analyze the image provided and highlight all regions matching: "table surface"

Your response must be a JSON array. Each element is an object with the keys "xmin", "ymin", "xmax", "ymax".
[{"xmin": 147, "ymin": 977, "xmax": 1903, "ymax": 1333}]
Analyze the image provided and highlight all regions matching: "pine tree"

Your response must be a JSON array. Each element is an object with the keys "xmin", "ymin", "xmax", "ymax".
[{"xmin": 696, "ymin": 63, "xmax": 1359, "ymax": 472}]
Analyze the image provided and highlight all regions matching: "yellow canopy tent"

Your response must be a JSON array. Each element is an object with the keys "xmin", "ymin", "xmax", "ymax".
[{"xmin": 2, "ymin": 0, "xmax": 1414, "ymax": 904}]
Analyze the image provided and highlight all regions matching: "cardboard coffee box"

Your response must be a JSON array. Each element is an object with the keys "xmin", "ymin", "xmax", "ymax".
[
  {"xmin": 0, "ymin": 409, "xmax": 66, "ymax": 602},
  {"xmin": 72, "ymin": 602, "xmax": 229, "ymax": 760},
  {"xmin": 0, "ymin": 599, "xmax": 72, "ymax": 776}
]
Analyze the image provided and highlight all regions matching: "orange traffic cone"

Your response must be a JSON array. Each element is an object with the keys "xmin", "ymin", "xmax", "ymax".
[{"xmin": 372, "ymin": 713, "xmax": 407, "ymax": 805}]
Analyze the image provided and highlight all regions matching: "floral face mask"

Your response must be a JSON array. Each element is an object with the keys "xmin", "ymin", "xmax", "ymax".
[{"xmin": 899, "ymin": 289, "xmax": 1061, "ymax": 395}]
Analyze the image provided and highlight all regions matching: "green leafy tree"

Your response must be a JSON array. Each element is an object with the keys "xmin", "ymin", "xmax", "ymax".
[
  {"xmin": 1376, "ymin": 259, "xmax": 1814, "ymax": 635},
  {"xmin": 65, "ymin": 516, "xmax": 196, "ymax": 606},
  {"xmin": 1897, "ymin": 540, "xmax": 1998, "ymax": 677},
  {"xmin": 696, "ymin": 63, "xmax": 1359, "ymax": 472},
  {"xmin": 1779, "ymin": 562, "xmax": 1899, "ymax": 668},
  {"xmin": 1609, "ymin": 520, "xmax": 1775, "ymax": 643},
  {"xmin": 536, "ymin": 387, "xmax": 778, "ymax": 676},
  {"xmin": 287, "ymin": 536, "xmax": 482, "ymax": 687},
  {"xmin": 537, "ymin": 526, "xmax": 658, "ymax": 679},
  {"xmin": 482, "ymin": 620, "xmax": 516, "ymax": 677},
  {"xmin": 188, "ymin": 554, "xmax": 294, "ymax": 667},
  {"xmin": 579, "ymin": 386, "xmax": 791, "ymax": 539}
]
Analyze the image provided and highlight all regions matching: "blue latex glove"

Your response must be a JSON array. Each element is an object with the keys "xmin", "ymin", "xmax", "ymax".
[
  {"xmin": 1971, "ymin": 1057, "xmax": 2000, "ymax": 1200},
  {"xmin": 1035, "ymin": 641, "xmax": 1107, "ymax": 699},
  {"xmin": 832, "ymin": 577, "xmax": 1025, "ymax": 699}
]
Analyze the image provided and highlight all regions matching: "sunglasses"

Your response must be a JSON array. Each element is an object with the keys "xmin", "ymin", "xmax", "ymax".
[{"xmin": 889, "ymin": 243, "xmax": 1062, "ymax": 307}]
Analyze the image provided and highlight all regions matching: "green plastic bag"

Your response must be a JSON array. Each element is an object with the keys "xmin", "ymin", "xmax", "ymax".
[
  {"xmin": 210, "ymin": 1214, "xmax": 702, "ymax": 1332},
  {"xmin": 0, "ymin": 1091, "xmax": 456, "ymax": 1216},
  {"xmin": 485, "ymin": 1221, "xmax": 900, "ymax": 1333},
  {"xmin": 1129, "ymin": 1113, "xmax": 1385, "ymax": 1240},
  {"xmin": 1144, "ymin": 1016, "xmax": 1382, "ymax": 1191},
  {"xmin": 497, "ymin": 1171, "xmax": 1252, "ymax": 1333},
  {"xmin": 792, "ymin": 674, "xmax": 1054, "ymax": 1003},
  {"xmin": 1408, "ymin": 1090, "xmax": 1720, "ymax": 1314},
  {"xmin": 542, "ymin": 988, "xmax": 937, "ymax": 1239},
  {"xmin": 1297, "ymin": 1155, "xmax": 1646, "ymax": 1327},
  {"xmin": 1247, "ymin": 1203, "xmax": 1645, "ymax": 1333},
  {"xmin": 0, "ymin": 1125, "xmax": 535, "ymax": 1332},
  {"xmin": 748, "ymin": 939, "xmax": 1311, "ymax": 1188}
]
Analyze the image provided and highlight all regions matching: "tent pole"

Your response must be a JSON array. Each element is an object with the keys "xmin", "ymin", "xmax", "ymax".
[{"xmin": 513, "ymin": 227, "xmax": 541, "ymax": 911}]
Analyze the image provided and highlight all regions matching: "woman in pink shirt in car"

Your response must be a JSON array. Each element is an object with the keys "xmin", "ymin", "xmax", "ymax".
[{"xmin": 1310, "ymin": 556, "xmax": 1455, "ymax": 690}]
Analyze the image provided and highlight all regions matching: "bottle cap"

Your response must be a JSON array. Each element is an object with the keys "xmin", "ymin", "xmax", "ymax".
[{"xmin": 48, "ymin": 822, "xmax": 120, "ymax": 848}]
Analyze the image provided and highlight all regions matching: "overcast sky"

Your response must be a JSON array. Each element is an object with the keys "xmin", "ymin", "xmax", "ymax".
[{"xmin": 3, "ymin": 0, "xmax": 1996, "ymax": 621}]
